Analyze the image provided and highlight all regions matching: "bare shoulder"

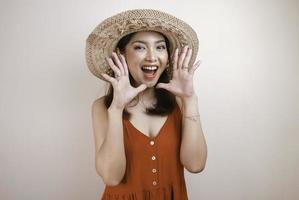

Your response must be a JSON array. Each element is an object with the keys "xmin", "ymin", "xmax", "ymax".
[
  {"xmin": 91, "ymin": 96, "xmax": 108, "ymax": 153},
  {"xmin": 92, "ymin": 96, "xmax": 106, "ymax": 112},
  {"xmin": 92, "ymin": 96, "xmax": 108, "ymax": 122}
]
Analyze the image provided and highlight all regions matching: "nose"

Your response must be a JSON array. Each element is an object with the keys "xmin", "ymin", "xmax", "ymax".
[{"xmin": 145, "ymin": 48, "xmax": 157, "ymax": 62}]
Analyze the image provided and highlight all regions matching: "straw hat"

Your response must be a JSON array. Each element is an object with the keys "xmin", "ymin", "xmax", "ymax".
[{"xmin": 85, "ymin": 9, "xmax": 199, "ymax": 80}]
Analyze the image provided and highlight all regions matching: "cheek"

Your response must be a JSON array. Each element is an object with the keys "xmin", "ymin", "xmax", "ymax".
[
  {"xmin": 161, "ymin": 54, "xmax": 169, "ymax": 65},
  {"xmin": 127, "ymin": 61, "xmax": 141, "ymax": 74},
  {"xmin": 125, "ymin": 57, "xmax": 137, "ymax": 71},
  {"xmin": 126, "ymin": 53, "xmax": 144, "ymax": 66}
]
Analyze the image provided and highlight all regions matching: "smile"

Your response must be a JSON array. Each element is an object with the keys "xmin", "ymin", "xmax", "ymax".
[{"xmin": 141, "ymin": 65, "xmax": 158, "ymax": 79}]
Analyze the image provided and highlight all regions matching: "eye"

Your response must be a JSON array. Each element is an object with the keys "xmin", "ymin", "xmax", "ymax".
[
  {"xmin": 134, "ymin": 45, "xmax": 145, "ymax": 50},
  {"xmin": 157, "ymin": 45, "xmax": 166, "ymax": 50}
]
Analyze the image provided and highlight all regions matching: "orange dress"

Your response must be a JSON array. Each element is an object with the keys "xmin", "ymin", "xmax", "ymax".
[{"xmin": 101, "ymin": 104, "xmax": 188, "ymax": 200}]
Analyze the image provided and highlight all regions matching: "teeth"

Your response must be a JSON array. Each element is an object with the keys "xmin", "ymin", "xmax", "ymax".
[{"xmin": 142, "ymin": 66, "xmax": 158, "ymax": 70}]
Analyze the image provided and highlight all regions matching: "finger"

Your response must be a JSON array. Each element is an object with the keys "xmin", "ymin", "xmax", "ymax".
[
  {"xmin": 101, "ymin": 73, "xmax": 117, "ymax": 85},
  {"xmin": 135, "ymin": 84, "xmax": 147, "ymax": 93},
  {"xmin": 172, "ymin": 48, "xmax": 179, "ymax": 70},
  {"xmin": 189, "ymin": 59, "xmax": 201, "ymax": 74},
  {"xmin": 119, "ymin": 54, "xmax": 129, "ymax": 76},
  {"xmin": 106, "ymin": 57, "xmax": 121, "ymax": 77},
  {"xmin": 156, "ymin": 83, "xmax": 170, "ymax": 91},
  {"xmin": 112, "ymin": 52, "xmax": 125, "ymax": 75},
  {"xmin": 178, "ymin": 45, "xmax": 189, "ymax": 70},
  {"xmin": 182, "ymin": 48, "xmax": 192, "ymax": 70}
]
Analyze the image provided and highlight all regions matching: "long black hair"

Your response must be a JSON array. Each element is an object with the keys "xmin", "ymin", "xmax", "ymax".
[{"xmin": 104, "ymin": 31, "xmax": 176, "ymax": 119}]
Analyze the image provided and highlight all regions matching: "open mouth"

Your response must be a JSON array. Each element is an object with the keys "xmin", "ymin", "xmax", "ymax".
[{"xmin": 141, "ymin": 66, "xmax": 158, "ymax": 78}]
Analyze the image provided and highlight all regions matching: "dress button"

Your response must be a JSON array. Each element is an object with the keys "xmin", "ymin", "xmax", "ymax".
[
  {"xmin": 150, "ymin": 140, "xmax": 155, "ymax": 146},
  {"xmin": 152, "ymin": 168, "xmax": 157, "ymax": 173},
  {"xmin": 151, "ymin": 156, "xmax": 156, "ymax": 160},
  {"xmin": 153, "ymin": 181, "xmax": 157, "ymax": 186}
]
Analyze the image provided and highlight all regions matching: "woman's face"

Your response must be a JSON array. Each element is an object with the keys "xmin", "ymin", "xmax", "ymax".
[{"xmin": 124, "ymin": 31, "xmax": 169, "ymax": 88}]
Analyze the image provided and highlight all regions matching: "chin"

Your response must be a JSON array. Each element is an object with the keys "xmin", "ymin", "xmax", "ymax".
[{"xmin": 144, "ymin": 81, "xmax": 157, "ymax": 88}]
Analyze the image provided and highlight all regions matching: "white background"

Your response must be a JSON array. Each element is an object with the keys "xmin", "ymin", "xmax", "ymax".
[{"xmin": 0, "ymin": 0, "xmax": 298, "ymax": 199}]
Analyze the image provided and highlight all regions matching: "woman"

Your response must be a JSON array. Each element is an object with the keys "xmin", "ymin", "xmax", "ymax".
[{"xmin": 86, "ymin": 9, "xmax": 207, "ymax": 200}]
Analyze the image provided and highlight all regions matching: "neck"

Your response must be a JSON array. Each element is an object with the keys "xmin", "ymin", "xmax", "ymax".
[
  {"xmin": 137, "ymin": 87, "xmax": 156, "ymax": 110},
  {"xmin": 126, "ymin": 87, "xmax": 156, "ymax": 110},
  {"xmin": 139, "ymin": 87, "xmax": 155, "ymax": 101}
]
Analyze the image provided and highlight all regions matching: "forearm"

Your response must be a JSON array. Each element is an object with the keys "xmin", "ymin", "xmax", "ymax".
[
  {"xmin": 180, "ymin": 95, "xmax": 207, "ymax": 173},
  {"xmin": 97, "ymin": 106, "xmax": 126, "ymax": 185}
]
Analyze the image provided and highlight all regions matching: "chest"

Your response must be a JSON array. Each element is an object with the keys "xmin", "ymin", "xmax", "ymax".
[{"xmin": 128, "ymin": 112, "xmax": 168, "ymax": 138}]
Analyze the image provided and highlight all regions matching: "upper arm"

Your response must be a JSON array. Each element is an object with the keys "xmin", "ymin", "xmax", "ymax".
[{"xmin": 91, "ymin": 96, "xmax": 108, "ymax": 154}]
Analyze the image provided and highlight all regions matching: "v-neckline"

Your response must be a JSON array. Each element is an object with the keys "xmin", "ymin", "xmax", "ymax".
[{"xmin": 126, "ymin": 114, "xmax": 171, "ymax": 140}]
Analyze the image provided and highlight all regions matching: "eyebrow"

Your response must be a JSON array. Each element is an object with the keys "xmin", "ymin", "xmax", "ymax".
[{"xmin": 131, "ymin": 39, "xmax": 166, "ymax": 44}]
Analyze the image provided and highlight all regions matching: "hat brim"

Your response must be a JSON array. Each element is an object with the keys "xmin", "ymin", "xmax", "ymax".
[{"xmin": 86, "ymin": 9, "xmax": 199, "ymax": 80}]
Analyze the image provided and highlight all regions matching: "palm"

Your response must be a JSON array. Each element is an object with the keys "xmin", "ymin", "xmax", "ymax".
[
  {"xmin": 101, "ymin": 52, "xmax": 146, "ymax": 109},
  {"xmin": 165, "ymin": 69, "xmax": 194, "ymax": 97},
  {"xmin": 113, "ymin": 77, "xmax": 144, "ymax": 106},
  {"xmin": 157, "ymin": 46, "xmax": 200, "ymax": 98}
]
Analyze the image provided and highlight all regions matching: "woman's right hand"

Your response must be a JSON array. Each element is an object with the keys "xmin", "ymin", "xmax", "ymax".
[{"xmin": 101, "ymin": 52, "xmax": 147, "ymax": 110}]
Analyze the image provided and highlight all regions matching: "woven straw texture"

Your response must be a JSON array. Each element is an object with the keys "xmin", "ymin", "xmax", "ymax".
[{"xmin": 85, "ymin": 9, "xmax": 199, "ymax": 80}]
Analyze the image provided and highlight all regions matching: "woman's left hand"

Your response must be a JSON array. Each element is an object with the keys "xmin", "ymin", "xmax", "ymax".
[{"xmin": 156, "ymin": 45, "xmax": 201, "ymax": 98}]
